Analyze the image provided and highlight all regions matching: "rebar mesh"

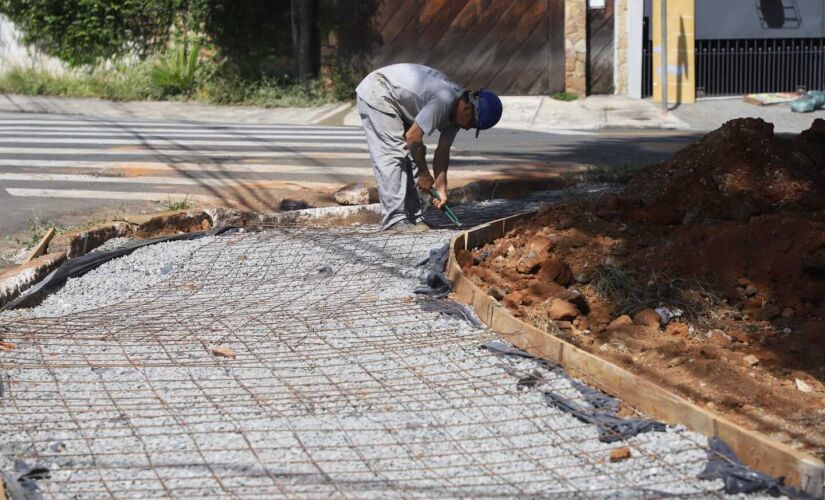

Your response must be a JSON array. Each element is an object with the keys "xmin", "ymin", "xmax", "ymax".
[{"xmin": 0, "ymin": 226, "xmax": 728, "ymax": 498}]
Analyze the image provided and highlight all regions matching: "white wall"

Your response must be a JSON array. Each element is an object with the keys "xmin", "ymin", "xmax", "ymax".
[{"xmin": 0, "ymin": 14, "xmax": 66, "ymax": 75}]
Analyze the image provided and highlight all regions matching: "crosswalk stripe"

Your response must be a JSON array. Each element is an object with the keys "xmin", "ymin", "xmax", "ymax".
[
  {"xmin": 0, "ymin": 137, "xmax": 371, "ymax": 148},
  {"xmin": 0, "ymin": 119, "xmax": 361, "ymax": 131},
  {"xmin": 0, "ymin": 147, "xmax": 488, "ymax": 161},
  {"xmin": 0, "ymin": 131, "xmax": 366, "ymax": 140},
  {"xmin": 0, "ymin": 128, "xmax": 366, "ymax": 137},
  {"xmin": 0, "ymin": 166, "xmax": 492, "ymax": 183},
  {"xmin": 5, "ymin": 187, "xmax": 219, "ymax": 202}
]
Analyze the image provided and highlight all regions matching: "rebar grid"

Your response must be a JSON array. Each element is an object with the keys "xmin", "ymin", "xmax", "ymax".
[{"xmin": 0, "ymin": 226, "xmax": 726, "ymax": 498}]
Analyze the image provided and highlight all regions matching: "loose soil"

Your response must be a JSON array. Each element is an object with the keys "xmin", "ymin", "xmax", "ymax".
[{"xmin": 462, "ymin": 118, "xmax": 825, "ymax": 458}]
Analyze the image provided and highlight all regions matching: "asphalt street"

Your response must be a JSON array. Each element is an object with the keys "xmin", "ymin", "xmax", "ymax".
[{"xmin": 0, "ymin": 110, "xmax": 701, "ymax": 238}]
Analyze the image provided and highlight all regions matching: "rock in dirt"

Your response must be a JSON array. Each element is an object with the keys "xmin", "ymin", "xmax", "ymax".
[
  {"xmin": 609, "ymin": 446, "xmax": 632, "ymax": 462},
  {"xmin": 707, "ymin": 329, "xmax": 733, "ymax": 347},
  {"xmin": 488, "ymin": 286, "xmax": 507, "ymax": 300},
  {"xmin": 537, "ymin": 258, "xmax": 573, "ymax": 286},
  {"xmin": 545, "ymin": 299, "xmax": 580, "ymax": 321},
  {"xmin": 516, "ymin": 236, "xmax": 553, "ymax": 273},
  {"xmin": 211, "ymin": 346, "xmax": 237, "ymax": 359},
  {"xmin": 795, "ymin": 378, "xmax": 814, "ymax": 393},
  {"xmin": 743, "ymin": 354, "xmax": 760, "ymax": 366},
  {"xmin": 665, "ymin": 322, "xmax": 689, "ymax": 336},
  {"xmin": 608, "ymin": 315, "xmax": 633, "ymax": 330},
  {"xmin": 632, "ymin": 308, "xmax": 662, "ymax": 329},
  {"xmin": 333, "ymin": 182, "xmax": 371, "ymax": 205},
  {"xmin": 503, "ymin": 291, "xmax": 524, "ymax": 308}
]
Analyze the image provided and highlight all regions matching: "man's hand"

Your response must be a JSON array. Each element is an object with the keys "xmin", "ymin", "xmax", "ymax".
[
  {"xmin": 417, "ymin": 170, "xmax": 435, "ymax": 191},
  {"xmin": 432, "ymin": 186, "xmax": 448, "ymax": 209}
]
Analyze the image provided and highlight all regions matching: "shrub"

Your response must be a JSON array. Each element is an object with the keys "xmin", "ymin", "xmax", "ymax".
[{"xmin": 152, "ymin": 41, "xmax": 203, "ymax": 96}]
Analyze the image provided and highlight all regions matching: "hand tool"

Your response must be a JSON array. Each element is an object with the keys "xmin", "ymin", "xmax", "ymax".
[{"xmin": 429, "ymin": 187, "xmax": 462, "ymax": 228}]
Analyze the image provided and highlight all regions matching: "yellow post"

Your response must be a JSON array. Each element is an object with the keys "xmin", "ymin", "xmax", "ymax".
[{"xmin": 652, "ymin": 0, "xmax": 695, "ymax": 105}]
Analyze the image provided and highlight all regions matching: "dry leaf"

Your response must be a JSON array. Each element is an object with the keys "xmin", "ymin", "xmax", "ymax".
[
  {"xmin": 365, "ymin": 295, "xmax": 379, "ymax": 302},
  {"xmin": 0, "ymin": 341, "xmax": 16, "ymax": 350},
  {"xmin": 211, "ymin": 346, "xmax": 237, "ymax": 359}
]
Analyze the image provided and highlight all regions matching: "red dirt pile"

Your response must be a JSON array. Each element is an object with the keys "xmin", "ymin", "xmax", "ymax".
[{"xmin": 462, "ymin": 118, "xmax": 825, "ymax": 456}]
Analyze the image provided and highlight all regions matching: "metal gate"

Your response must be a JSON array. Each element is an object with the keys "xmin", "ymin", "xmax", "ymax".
[
  {"xmin": 370, "ymin": 0, "xmax": 565, "ymax": 95},
  {"xmin": 696, "ymin": 38, "xmax": 825, "ymax": 96}
]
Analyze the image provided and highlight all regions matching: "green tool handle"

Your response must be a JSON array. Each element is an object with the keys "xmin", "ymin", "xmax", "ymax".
[{"xmin": 429, "ymin": 188, "xmax": 462, "ymax": 228}]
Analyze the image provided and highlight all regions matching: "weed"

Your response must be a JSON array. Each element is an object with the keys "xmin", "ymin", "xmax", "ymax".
[
  {"xmin": 551, "ymin": 91, "xmax": 579, "ymax": 102},
  {"xmin": 591, "ymin": 265, "xmax": 726, "ymax": 328},
  {"xmin": 160, "ymin": 196, "xmax": 192, "ymax": 211},
  {"xmin": 152, "ymin": 40, "xmax": 203, "ymax": 96},
  {"xmin": 14, "ymin": 216, "xmax": 54, "ymax": 248}
]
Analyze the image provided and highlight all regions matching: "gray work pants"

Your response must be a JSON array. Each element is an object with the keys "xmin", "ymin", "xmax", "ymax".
[{"xmin": 357, "ymin": 97, "xmax": 423, "ymax": 229}]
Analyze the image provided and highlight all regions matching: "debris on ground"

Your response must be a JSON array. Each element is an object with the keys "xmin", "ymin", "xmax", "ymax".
[
  {"xmin": 211, "ymin": 346, "xmax": 237, "ymax": 359},
  {"xmin": 464, "ymin": 118, "xmax": 825, "ymax": 458},
  {"xmin": 333, "ymin": 182, "xmax": 374, "ymax": 206},
  {"xmin": 609, "ymin": 446, "xmax": 632, "ymax": 462},
  {"xmin": 279, "ymin": 199, "xmax": 315, "ymax": 211}
]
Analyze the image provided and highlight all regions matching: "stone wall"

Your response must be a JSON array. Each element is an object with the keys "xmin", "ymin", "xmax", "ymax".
[
  {"xmin": 614, "ymin": 0, "xmax": 629, "ymax": 95},
  {"xmin": 564, "ymin": 0, "xmax": 588, "ymax": 96}
]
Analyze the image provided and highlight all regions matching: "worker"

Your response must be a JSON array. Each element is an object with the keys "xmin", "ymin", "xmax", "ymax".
[{"xmin": 356, "ymin": 63, "xmax": 503, "ymax": 231}]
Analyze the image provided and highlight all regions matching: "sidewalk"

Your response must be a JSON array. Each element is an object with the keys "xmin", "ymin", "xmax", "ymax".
[
  {"xmin": 3, "ymin": 92, "xmax": 822, "ymax": 133},
  {"xmin": 0, "ymin": 93, "xmax": 352, "ymax": 125},
  {"xmin": 344, "ymin": 95, "xmax": 690, "ymax": 131}
]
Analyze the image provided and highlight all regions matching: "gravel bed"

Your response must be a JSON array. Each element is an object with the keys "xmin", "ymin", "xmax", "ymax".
[{"xmin": 0, "ymin": 226, "xmax": 760, "ymax": 498}]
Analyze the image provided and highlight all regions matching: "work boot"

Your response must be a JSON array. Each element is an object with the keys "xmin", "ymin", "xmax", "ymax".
[{"xmin": 390, "ymin": 220, "xmax": 430, "ymax": 232}]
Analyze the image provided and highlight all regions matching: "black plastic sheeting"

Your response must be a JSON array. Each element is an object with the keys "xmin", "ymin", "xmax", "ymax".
[
  {"xmin": 483, "ymin": 340, "xmax": 666, "ymax": 443},
  {"xmin": 2, "ymin": 460, "xmax": 49, "ymax": 500},
  {"xmin": 414, "ymin": 243, "xmax": 451, "ymax": 299},
  {"xmin": 699, "ymin": 438, "xmax": 815, "ymax": 498},
  {"xmin": 485, "ymin": 340, "xmax": 817, "ymax": 498},
  {"xmin": 1, "ymin": 227, "xmax": 238, "ymax": 312}
]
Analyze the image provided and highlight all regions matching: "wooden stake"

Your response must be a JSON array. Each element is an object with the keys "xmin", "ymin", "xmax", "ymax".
[{"xmin": 23, "ymin": 227, "xmax": 55, "ymax": 264}]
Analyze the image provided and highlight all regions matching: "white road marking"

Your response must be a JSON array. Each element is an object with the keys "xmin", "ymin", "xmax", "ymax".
[
  {"xmin": 0, "ymin": 131, "xmax": 366, "ymax": 140},
  {"xmin": 0, "ymin": 147, "xmax": 488, "ymax": 161},
  {"xmin": 0, "ymin": 120, "xmax": 362, "ymax": 130},
  {"xmin": 0, "ymin": 137, "xmax": 372, "ymax": 148},
  {"xmin": 0, "ymin": 164, "xmax": 492, "ymax": 183},
  {"xmin": 0, "ymin": 128, "xmax": 366, "ymax": 137},
  {"xmin": 5, "ymin": 187, "xmax": 217, "ymax": 202}
]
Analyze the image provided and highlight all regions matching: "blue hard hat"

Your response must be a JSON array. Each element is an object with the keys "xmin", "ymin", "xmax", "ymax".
[{"xmin": 473, "ymin": 88, "xmax": 503, "ymax": 138}]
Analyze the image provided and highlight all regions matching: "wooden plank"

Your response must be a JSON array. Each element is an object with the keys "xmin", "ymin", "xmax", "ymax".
[
  {"xmin": 547, "ymin": 0, "xmax": 566, "ymax": 93},
  {"xmin": 447, "ymin": 212, "xmax": 825, "ymax": 498},
  {"xmin": 23, "ymin": 227, "xmax": 55, "ymax": 264}
]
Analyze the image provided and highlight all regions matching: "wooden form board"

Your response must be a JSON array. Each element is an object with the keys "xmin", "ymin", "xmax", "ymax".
[{"xmin": 447, "ymin": 211, "xmax": 825, "ymax": 498}]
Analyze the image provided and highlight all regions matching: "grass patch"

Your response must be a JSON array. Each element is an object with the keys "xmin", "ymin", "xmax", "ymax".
[
  {"xmin": 12, "ymin": 216, "xmax": 55, "ymax": 248},
  {"xmin": 0, "ymin": 64, "xmax": 337, "ymax": 107},
  {"xmin": 591, "ymin": 265, "xmax": 726, "ymax": 328},
  {"xmin": 160, "ymin": 196, "xmax": 192, "ymax": 212},
  {"xmin": 551, "ymin": 91, "xmax": 579, "ymax": 102}
]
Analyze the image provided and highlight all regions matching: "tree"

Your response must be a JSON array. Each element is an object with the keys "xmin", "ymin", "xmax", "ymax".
[
  {"xmin": 0, "ymin": 0, "xmax": 183, "ymax": 66},
  {"xmin": 291, "ymin": 0, "xmax": 319, "ymax": 80}
]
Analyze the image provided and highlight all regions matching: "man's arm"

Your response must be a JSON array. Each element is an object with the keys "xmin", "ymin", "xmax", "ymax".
[
  {"xmin": 404, "ymin": 121, "xmax": 435, "ymax": 191},
  {"xmin": 430, "ymin": 131, "xmax": 454, "ymax": 209}
]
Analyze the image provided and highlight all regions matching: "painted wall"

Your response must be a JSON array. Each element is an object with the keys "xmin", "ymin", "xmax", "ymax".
[
  {"xmin": 646, "ymin": 0, "xmax": 825, "ymax": 39},
  {"xmin": 0, "ymin": 14, "xmax": 66, "ymax": 75}
]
